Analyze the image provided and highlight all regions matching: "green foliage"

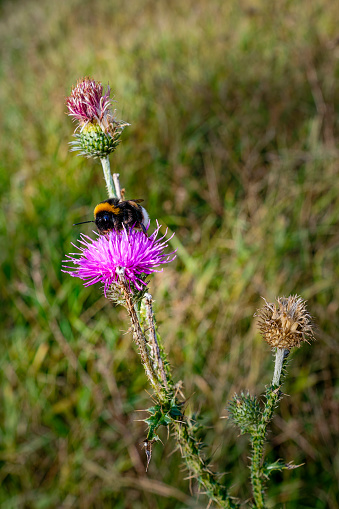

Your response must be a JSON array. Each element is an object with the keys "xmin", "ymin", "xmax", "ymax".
[
  {"xmin": 143, "ymin": 402, "xmax": 182, "ymax": 441},
  {"xmin": 1, "ymin": 0, "xmax": 339, "ymax": 507},
  {"xmin": 228, "ymin": 385, "xmax": 288, "ymax": 507},
  {"xmin": 263, "ymin": 459, "xmax": 303, "ymax": 479}
]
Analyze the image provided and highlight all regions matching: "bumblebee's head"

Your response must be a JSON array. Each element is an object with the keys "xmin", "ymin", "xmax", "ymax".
[
  {"xmin": 93, "ymin": 200, "xmax": 121, "ymax": 234},
  {"xmin": 94, "ymin": 211, "xmax": 115, "ymax": 233}
]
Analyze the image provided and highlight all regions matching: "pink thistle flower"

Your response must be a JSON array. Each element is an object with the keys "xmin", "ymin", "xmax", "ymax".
[
  {"xmin": 62, "ymin": 224, "xmax": 176, "ymax": 296},
  {"xmin": 66, "ymin": 77, "xmax": 114, "ymax": 131}
]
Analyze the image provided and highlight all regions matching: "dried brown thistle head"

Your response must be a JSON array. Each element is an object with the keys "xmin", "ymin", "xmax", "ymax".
[{"xmin": 256, "ymin": 295, "xmax": 315, "ymax": 349}]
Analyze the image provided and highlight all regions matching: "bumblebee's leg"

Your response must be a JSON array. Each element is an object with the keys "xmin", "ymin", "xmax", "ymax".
[
  {"xmin": 141, "ymin": 223, "xmax": 148, "ymax": 236},
  {"xmin": 113, "ymin": 216, "xmax": 122, "ymax": 234}
]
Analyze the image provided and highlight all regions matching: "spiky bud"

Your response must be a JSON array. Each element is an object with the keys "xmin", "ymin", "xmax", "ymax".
[
  {"xmin": 255, "ymin": 295, "xmax": 315, "ymax": 349},
  {"xmin": 66, "ymin": 77, "xmax": 129, "ymax": 158},
  {"xmin": 70, "ymin": 123, "xmax": 123, "ymax": 159},
  {"xmin": 228, "ymin": 392, "xmax": 261, "ymax": 434}
]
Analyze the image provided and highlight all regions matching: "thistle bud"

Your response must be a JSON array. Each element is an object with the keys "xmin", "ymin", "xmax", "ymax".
[
  {"xmin": 227, "ymin": 392, "xmax": 261, "ymax": 434},
  {"xmin": 256, "ymin": 295, "xmax": 315, "ymax": 349},
  {"xmin": 66, "ymin": 77, "xmax": 129, "ymax": 158}
]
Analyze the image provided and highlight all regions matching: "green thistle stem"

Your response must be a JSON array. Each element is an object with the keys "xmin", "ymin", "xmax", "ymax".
[
  {"xmin": 112, "ymin": 173, "xmax": 122, "ymax": 200},
  {"xmin": 250, "ymin": 432, "xmax": 266, "ymax": 509},
  {"xmin": 249, "ymin": 348, "xmax": 289, "ymax": 506},
  {"xmin": 136, "ymin": 295, "xmax": 237, "ymax": 506},
  {"xmin": 173, "ymin": 421, "xmax": 239, "ymax": 508},
  {"xmin": 100, "ymin": 156, "xmax": 117, "ymax": 198},
  {"xmin": 117, "ymin": 268, "xmax": 164, "ymax": 401},
  {"xmin": 250, "ymin": 386, "xmax": 280, "ymax": 508},
  {"xmin": 143, "ymin": 294, "xmax": 169, "ymax": 390}
]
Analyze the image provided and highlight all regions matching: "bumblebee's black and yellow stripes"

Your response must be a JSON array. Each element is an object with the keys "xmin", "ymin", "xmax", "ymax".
[
  {"xmin": 74, "ymin": 198, "xmax": 149, "ymax": 235},
  {"xmin": 93, "ymin": 201, "xmax": 121, "ymax": 217}
]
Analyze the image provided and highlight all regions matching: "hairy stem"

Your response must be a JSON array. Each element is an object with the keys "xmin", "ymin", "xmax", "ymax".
[
  {"xmin": 143, "ymin": 293, "xmax": 169, "ymax": 390},
  {"xmin": 112, "ymin": 173, "xmax": 122, "ymax": 200},
  {"xmin": 130, "ymin": 293, "xmax": 238, "ymax": 506},
  {"xmin": 100, "ymin": 156, "xmax": 116, "ymax": 198},
  {"xmin": 250, "ymin": 432, "xmax": 266, "ymax": 509},
  {"xmin": 117, "ymin": 268, "xmax": 163, "ymax": 400},
  {"xmin": 250, "ymin": 386, "xmax": 280, "ymax": 508},
  {"xmin": 272, "ymin": 348, "xmax": 289, "ymax": 387},
  {"xmin": 173, "ymin": 421, "xmax": 239, "ymax": 508},
  {"xmin": 249, "ymin": 347, "xmax": 289, "ymax": 506}
]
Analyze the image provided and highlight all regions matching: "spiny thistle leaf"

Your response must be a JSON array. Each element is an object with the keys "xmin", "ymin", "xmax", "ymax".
[
  {"xmin": 146, "ymin": 405, "xmax": 161, "ymax": 415},
  {"xmin": 158, "ymin": 414, "xmax": 172, "ymax": 426},
  {"xmin": 263, "ymin": 459, "xmax": 304, "ymax": 478},
  {"xmin": 142, "ymin": 436, "xmax": 162, "ymax": 472},
  {"xmin": 144, "ymin": 415, "xmax": 161, "ymax": 427},
  {"xmin": 169, "ymin": 404, "xmax": 184, "ymax": 419}
]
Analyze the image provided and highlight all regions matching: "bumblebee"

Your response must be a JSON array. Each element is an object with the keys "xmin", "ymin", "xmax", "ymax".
[{"xmin": 74, "ymin": 198, "xmax": 149, "ymax": 235}]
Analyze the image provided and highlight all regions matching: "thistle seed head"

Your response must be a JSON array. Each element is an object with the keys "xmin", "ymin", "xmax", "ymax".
[{"xmin": 256, "ymin": 295, "xmax": 315, "ymax": 349}]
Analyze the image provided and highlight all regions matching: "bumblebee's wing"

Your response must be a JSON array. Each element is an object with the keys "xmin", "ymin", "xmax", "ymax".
[
  {"xmin": 128, "ymin": 199, "xmax": 144, "ymax": 204},
  {"xmin": 125, "ymin": 199, "xmax": 144, "ymax": 209}
]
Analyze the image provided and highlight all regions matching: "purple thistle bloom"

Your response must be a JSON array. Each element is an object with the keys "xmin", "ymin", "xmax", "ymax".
[
  {"xmin": 62, "ymin": 224, "xmax": 176, "ymax": 296},
  {"xmin": 66, "ymin": 77, "xmax": 117, "ymax": 131}
]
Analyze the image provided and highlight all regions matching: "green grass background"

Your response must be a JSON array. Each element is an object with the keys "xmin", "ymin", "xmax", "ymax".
[{"xmin": 1, "ymin": 0, "xmax": 339, "ymax": 507}]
